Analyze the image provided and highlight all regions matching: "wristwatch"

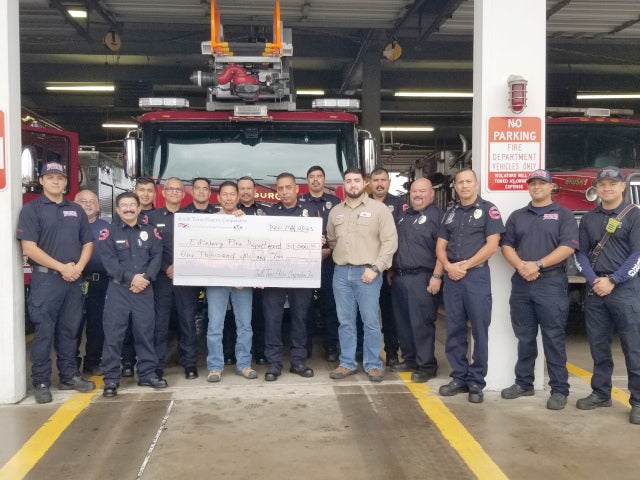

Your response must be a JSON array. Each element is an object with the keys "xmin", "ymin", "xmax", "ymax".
[
  {"xmin": 369, "ymin": 265, "xmax": 380, "ymax": 273},
  {"xmin": 432, "ymin": 273, "xmax": 443, "ymax": 280},
  {"xmin": 535, "ymin": 259, "xmax": 544, "ymax": 269}
]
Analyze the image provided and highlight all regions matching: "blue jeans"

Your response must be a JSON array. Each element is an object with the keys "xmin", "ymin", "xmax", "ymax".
[
  {"xmin": 333, "ymin": 265, "xmax": 383, "ymax": 372},
  {"xmin": 206, "ymin": 287, "xmax": 253, "ymax": 371}
]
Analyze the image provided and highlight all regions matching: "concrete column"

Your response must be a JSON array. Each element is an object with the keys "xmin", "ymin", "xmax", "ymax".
[
  {"xmin": 473, "ymin": 1, "xmax": 547, "ymax": 390},
  {"xmin": 361, "ymin": 42, "xmax": 382, "ymax": 159},
  {"xmin": 0, "ymin": 0, "xmax": 27, "ymax": 403}
]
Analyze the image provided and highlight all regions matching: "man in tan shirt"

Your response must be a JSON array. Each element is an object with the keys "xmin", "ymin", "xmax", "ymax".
[{"xmin": 327, "ymin": 168, "xmax": 398, "ymax": 382}]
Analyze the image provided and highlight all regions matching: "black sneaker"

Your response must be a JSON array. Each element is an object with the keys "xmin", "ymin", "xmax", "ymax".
[
  {"xmin": 576, "ymin": 393, "xmax": 612, "ymax": 410},
  {"xmin": 547, "ymin": 393, "xmax": 567, "ymax": 410},
  {"xmin": 34, "ymin": 384, "xmax": 52, "ymax": 404},
  {"xmin": 121, "ymin": 364, "xmax": 134, "ymax": 378},
  {"xmin": 103, "ymin": 382, "xmax": 118, "ymax": 398},
  {"xmin": 411, "ymin": 370, "xmax": 436, "ymax": 383},
  {"xmin": 501, "ymin": 383, "xmax": 534, "ymax": 399},
  {"xmin": 59, "ymin": 376, "xmax": 96, "ymax": 392},
  {"xmin": 138, "ymin": 376, "xmax": 168, "ymax": 389},
  {"xmin": 468, "ymin": 385, "xmax": 484, "ymax": 404},
  {"xmin": 630, "ymin": 405, "xmax": 640, "ymax": 425},
  {"xmin": 439, "ymin": 380, "xmax": 469, "ymax": 397}
]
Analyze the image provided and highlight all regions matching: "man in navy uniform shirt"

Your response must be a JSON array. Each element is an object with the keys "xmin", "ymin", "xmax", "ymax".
[
  {"xmin": 17, "ymin": 162, "xmax": 96, "ymax": 403},
  {"xmin": 369, "ymin": 167, "xmax": 405, "ymax": 366},
  {"xmin": 74, "ymin": 189, "xmax": 111, "ymax": 376},
  {"xmin": 575, "ymin": 166, "xmax": 640, "ymax": 425},
  {"xmin": 436, "ymin": 168, "xmax": 504, "ymax": 403},
  {"xmin": 99, "ymin": 192, "xmax": 166, "ymax": 397},
  {"xmin": 147, "ymin": 178, "xmax": 200, "ymax": 379},
  {"xmin": 389, "ymin": 178, "xmax": 444, "ymax": 382},
  {"xmin": 299, "ymin": 166, "xmax": 341, "ymax": 362},
  {"xmin": 501, "ymin": 169, "xmax": 578, "ymax": 410},
  {"xmin": 262, "ymin": 172, "xmax": 320, "ymax": 381}
]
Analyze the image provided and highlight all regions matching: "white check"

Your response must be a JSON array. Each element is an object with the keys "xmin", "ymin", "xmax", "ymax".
[{"xmin": 173, "ymin": 213, "xmax": 322, "ymax": 288}]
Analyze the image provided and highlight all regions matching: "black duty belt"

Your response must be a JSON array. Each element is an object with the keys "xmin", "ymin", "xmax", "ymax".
[
  {"xmin": 85, "ymin": 273, "xmax": 106, "ymax": 282},
  {"xmin": 34, "ymin": 266, "xmax": 60, "ymax": 275},
  {"xmin": 537, "ymin": 267, "xmax": 566, "ymax": 279},
  {"xmin": 395, "ymin": 267, "xmax": 430, "ymax": 276},
  {"xmin": 595, "ymin": 271, "xmax": 613, "ymax": 276},
  {"xmin": 449, "ymin": 260, "xmax": 488, "ymax": 270},
  {"xmin": 111, "ymin": 279, "xmax": 132, "ymax": 287}
]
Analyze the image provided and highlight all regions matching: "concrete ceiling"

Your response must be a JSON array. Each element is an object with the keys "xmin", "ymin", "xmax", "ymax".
[{"xmin": 18, "ymin": 0, "xmax": 640, "ymax": 153}]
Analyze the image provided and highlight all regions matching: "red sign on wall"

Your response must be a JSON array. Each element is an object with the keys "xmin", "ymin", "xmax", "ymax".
[
  {"xmin": 488, "ymin": 116, "xmax": 542, "ymax": 191},
  {"xmin": 0, "ymin": 110, "xmax": 5, "ymax": 190}
]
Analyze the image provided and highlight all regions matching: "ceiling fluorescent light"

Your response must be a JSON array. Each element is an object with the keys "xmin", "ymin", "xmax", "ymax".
[
  {"xmin": 380, "ymin": 126, "xmax": 434, "ymax": 132},
  {"xmin": 297, "ymin": 89, "xmax": 325, "ymax": 95},
  {"xmin": 577, "ymin": 93, "xmax": 640, "ymax": 100},
  {"xmin": 46, "ymin": 85, "xmax": 114, "ymax": 92},
  {"xmin": 67, "ymin": 10, "xmax": 87, "ymax": 18},
  {"xmin": 395, "ymin": 91, "xmax": 473, "ymax": 98},
  {"xmin": 102, "ymin": 123, "xmax": 138, "ymax": 129}
]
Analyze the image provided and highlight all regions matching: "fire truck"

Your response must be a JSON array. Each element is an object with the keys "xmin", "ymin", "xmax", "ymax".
[{"xmin": 123, "ymin": 0, "xmax": 375, "ymax": 204}]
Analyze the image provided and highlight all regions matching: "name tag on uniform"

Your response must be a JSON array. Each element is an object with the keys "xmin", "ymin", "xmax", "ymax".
[
  {"xmin": 116, "ymin": 239, "xmax": 127, "ymax": 244},
  {"xmin": 359, "ymin": 212, "xmax": 372, "ymax": 218},
  {"xmin": 63, "ymin": 210, "xmax": 78, "ymax": 217},
  {"xmin": 156, "ymin": 223, "xmax": 166, "ymax": 228}
]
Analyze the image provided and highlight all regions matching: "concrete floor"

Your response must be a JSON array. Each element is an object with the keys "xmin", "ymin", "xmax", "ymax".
[{"xmin": 1, "ymin": 317, "xmax": 639, "ymax": 480}]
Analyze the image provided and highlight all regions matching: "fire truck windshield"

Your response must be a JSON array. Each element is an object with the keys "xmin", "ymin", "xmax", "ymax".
[
  {"xmin": 547, "ymin": 123, "xmax": 640, "ymax": 171},
  {"xmin": 141, "ymin": 122, "xmax": 358, "ymax": 184}
]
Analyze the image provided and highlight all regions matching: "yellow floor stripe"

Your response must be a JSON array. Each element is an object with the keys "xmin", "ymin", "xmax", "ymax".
[
  {"xmin": 398, "ymin": 372, "xmax": 508, "ymax": 480},
  {"xmin": 0, "ymin": 377, "xmax": 103, "ymax": 479},
  {"xmin": 566, "ymin": 362, "xmax": 630, "ymax": 408}
]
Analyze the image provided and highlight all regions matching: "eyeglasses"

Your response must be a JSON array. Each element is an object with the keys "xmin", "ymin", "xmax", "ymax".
[{"xmin": 164, "ymin": 187, "xmax": 184, "ymax": 193}]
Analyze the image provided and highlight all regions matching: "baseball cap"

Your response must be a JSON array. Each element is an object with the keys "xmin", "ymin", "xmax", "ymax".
[
  {"xmin": 39, "ymin": 162, "xmax": 67, "ymax": 177},
  {"xmin": 526, "ymin": 169, "xmax": 552, "ymax": 183},
  {"xmin": 593, "ymin": 166, "xmax": 624, "ymax": 184}
]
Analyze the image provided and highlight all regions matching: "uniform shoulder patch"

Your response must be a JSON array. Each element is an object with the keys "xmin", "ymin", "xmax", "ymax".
[
  {"xmin": 98, "ymin": 228, "xmax": 109, "ymax": 240},
  {"xmin": 489, "ymin": 206, "xmax": 501, "ymax": 219},
  {"xmin": 153, "ymin": 227, "xmax": 162, "ymax": 240}
]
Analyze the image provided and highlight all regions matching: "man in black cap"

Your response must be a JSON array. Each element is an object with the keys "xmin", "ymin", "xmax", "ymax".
[
  {"xmin": 17, "ymin": 162, "xmax": 96, "ymax": 403},
  {"xmin": 575, "ymin": 166, "xmax": 640, "ymax": 425},
  {"xmin": 501, "ymin": 169, "xmax": 579, "ymax": 410}
]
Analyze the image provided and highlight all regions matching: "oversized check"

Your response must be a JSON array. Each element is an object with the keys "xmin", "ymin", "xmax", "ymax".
[{"xmin": 173, "ymin": 213, "xmax": 322, "ymax": 288}]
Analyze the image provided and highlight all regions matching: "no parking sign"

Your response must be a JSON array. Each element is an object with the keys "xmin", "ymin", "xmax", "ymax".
[{"xmin": 0, "ymin": 110, "xmax": 5, "ymax": 191}]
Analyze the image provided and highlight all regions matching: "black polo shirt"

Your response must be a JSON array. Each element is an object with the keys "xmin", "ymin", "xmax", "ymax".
[
  {"xmin": 98, "ymin": 219, "xmax": 162, "ymax": 284},
  {"xmin": 502, "ymin": 201, "xmax": 578, "ymax": 262},
  {"xmin": 298, "ymin": 191, "xmax": 340, "ymax": 231},
  {"xmin": 147, "ymin": 207, "xmax": 177, "ymax": 272},
  {"xmin": 393, "ymin": 204, "xmax": 443, "ymax": 271},
  {"xmin": 180, "ymin": 203, "xmax": 218, "ymax": 214},
  {"xmin": 438, "ymin": 197, "xmax": 505, "ymax": 261},
  {"xmin": 17, "ymin": 194, "xmax": 93, "ymax": 265},
  {"xmin": 372, "ymin": 192, "xmax": 407, "ymax": 224},
  {"xmin": 268, "ymin": 201, "xmax": 320, "ymax": 218}
]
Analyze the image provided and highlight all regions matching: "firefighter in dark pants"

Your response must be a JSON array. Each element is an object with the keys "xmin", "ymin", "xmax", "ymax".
[
  {"xmin": 389, "ymin": 178, "xmax": 444, "ymax": 382},
  {"xmin": 121, "ymin": 177, "xmax": 157, "ymax": 377},
  {"xmin": 262, "ymin": 173, "xmax": 319, "ymax": 381},
  {"xmin": 99, "ymin": 192, "xmax": 167, "ymax": 397},
  {"xmin": 369, "ymin": 167, "xmax": 405, "ymax": 365},
  {"xmin": 237, "ymin": 176, "xmax": 271, "ymax": 364},
  {"xmin": 148, "ymin": 178, "xmax": 200, "ymax": 379},
  {"xmin": 299, "ymin": 166, "xmax": 341, "ymax": 362},
  {"xmin": 575, "ymin": 166, "xmax": 640, "ymax": 425},
  {"xmin": 436, "ymin": 168, "xmax": 504, "ymax": 404},
  {"xmin": 74, "ymin": 189, "xmax": 111, "ymax": 375},
  {"xmin": 17, "ymin": 162, "xmax": 96, "ymax": 404},
  {"xmin": 500, "ymin": 169, "xmax": 578, "ymax": 410}
]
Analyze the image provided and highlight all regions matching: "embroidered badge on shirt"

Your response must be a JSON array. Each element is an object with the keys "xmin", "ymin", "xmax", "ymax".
[
  {"xmin": 359, "ymin": 212, "xmax": 372, "ymax": 218},
  {"xmin": 326, "ymin": 201, "xmax": 333, "ymax": 210},
  {"xmin": 445, "ymin": 211, "xmax": 455, "ymax": 224},
  {"xmin": 140, "ymin": 231, "xmax": 149, "ymax": 241},
  {"xmin": 63, "ymin": 210, "xmax": 78, "ymax": 217},
  {"xmin": 418, "ymin": 215, "xmax": 426, "ymax": 224},
  {"xmin": 387, "ymin": 205, "xmax": 395, "ymax": 213},
  {"xmin": 489, "ymin": 206, "xmax": 501, "ymax": 219},
  {"xmin": 302, "ymin": 209, "xmax": 309, "ymax": 217},
  {"xmin": 98, "ymin": 228, "xmax": 109, "ymax": 240},
  {"xmin": 543, "ymin": 213, "xmax": 559, "ymax": 220},
  {"xmin": 473, "ymin": 209, "xmax": 483, "ymax": 219}
]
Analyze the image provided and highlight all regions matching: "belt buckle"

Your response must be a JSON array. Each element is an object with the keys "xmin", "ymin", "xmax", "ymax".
[{"xmin": 92, "ymin": 273, "xmax": 101, "ymax": 281}]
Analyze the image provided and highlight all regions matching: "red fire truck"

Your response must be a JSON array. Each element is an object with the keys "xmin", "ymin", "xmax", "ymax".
[{"xmin": 124, "ymin": 0, "xmax": 375, "ymax": 204}]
